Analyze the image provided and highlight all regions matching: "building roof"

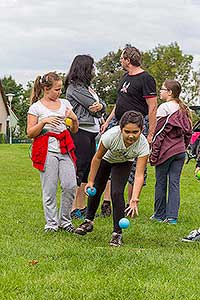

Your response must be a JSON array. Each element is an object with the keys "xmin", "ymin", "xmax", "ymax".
[{"xmin": 0, "ymin": 80, "xmax": 9, "ymax": 115}]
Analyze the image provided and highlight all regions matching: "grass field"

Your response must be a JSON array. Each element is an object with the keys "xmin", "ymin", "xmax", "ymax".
[{"xmin": 0, "ymin": 144, "xmax": 200, "ymax": 300}]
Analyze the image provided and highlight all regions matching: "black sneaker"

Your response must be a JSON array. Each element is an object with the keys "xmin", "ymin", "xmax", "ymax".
[
  {"xmin": 62, "ymin": 224, "xmax": 75, "ymax": 233},
  {"xmin": 182, "ymin": 229, "xmax": 200, "ymax": 242},
  {"xmin": 110, "ymin": 232, "xmax": 123, "ymax": 247},
  {"xmin": 101, "ymin": 200, "xmax": 112, "ymax": 217},
  {"xmin": 74, "ymin": 220, "xmax": 93, "ymax": 235}
]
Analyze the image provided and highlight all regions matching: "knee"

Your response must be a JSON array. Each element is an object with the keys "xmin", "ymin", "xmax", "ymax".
[
  {"xmin": 111, "ymin": 190, "xmax": 124, "ymax": 202},
  {"xmin": 61, "ymin": 182, "xmax": 77, "ymax": 192}
]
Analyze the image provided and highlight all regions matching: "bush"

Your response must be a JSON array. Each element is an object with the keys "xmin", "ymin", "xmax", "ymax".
[{"xmin": 0, "ymin": 133, "xmax": 6, "ymax": 144}]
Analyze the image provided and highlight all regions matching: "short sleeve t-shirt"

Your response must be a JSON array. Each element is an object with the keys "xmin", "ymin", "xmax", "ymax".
[
  {"xmin": 157, "ymin": 101, "xmax": 179, "ymax": 118},
  {"xmin": 28, "ymin": 98, "xmax": 72, "ymax": 152},
  {"xmin": 100, "ymin": 126, "xmax": 149, "ymax": 164},
  {"xmin": 115, "ymin": 71, "xmax": 157, "ymax": 120}
]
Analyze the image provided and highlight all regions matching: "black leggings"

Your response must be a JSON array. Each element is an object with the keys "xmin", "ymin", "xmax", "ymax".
[
  {"xmin": 72, "ymin": 129, "xmax": 97, "ymax": 186},
  {"xmin": 86, "ymin": 159, "xmax": 132, "ymax": 233}
]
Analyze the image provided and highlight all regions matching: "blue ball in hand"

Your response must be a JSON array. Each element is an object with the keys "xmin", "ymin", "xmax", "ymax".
[
  {"xmin": 87, "ymin": 187, "xmax": 97, "ymax": 196},
  {"xmin": 119, "ymin": 218, "xmax": 130, "ymax": 229}
]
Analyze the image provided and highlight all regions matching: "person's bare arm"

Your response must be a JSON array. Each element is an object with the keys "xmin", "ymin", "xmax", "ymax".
[
  {"xmin": 65, "ymin": 108, "xmax": 79, "ymax": 133},
  {"xmin": 85, "ymin": 142, "xmax": 108, "ymax": 191},
  {"xmin": 27, "ymin": 114, "xmax": 62, "ymax": 138},
  {"xmin": 100, "ymin": 105, "xmax": 116, "ymax": 134},
  {"xmin": 125, "ymin": 155, "xmax": 148, "ymax": 217},
  {"xmin": 146, "ymin": 97, "xmax": 157, "ymax": 143}
]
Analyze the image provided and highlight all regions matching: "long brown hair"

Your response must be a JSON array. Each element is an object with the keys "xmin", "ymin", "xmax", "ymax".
[
  {"xmin": 164, "ymin": 79, "xmax": 192, "ymax": 120},
  {"xmin": 64, "ymin": 55, "xmax": 94, "ymax": 91},
  {"xmin": 30, "ymin": 72, "xmax": 61, "ymax": 104}
]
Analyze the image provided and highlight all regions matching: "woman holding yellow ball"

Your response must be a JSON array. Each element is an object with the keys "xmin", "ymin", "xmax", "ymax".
[{"xmin": 27, "ymin": 72, "xmax": 78, "ymax": 233}]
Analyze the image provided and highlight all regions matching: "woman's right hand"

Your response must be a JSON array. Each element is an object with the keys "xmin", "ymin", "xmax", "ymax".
[
  {"xmin": 41, "ymin": 116, "xmax": 62, "ymax": 127},
  {"xmin": 85, "ymin": 182, "xmax": 94, "ymax": 194}
]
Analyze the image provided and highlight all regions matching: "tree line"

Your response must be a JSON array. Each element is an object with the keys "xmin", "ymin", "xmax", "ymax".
[{"xmin": 1, "ymin": 42, "xmax": 200, "ymax": 138}]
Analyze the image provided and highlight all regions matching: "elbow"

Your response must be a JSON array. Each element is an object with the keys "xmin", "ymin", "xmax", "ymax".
[
  {"xmin": 27, "ymin": 130, "xmax": 34, "ymax": 139},
  {"xmin": 27, "ymin": 130, "xmax": 31, "ymax": 138}
]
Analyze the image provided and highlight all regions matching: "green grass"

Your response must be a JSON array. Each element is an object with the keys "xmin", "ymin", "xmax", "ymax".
[{"xmin": 0, "ymin": 144, "xmax": 200, "ymax": 300}]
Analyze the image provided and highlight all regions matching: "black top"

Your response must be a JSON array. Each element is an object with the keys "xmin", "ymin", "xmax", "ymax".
[{"xmin": 115, "ymin": 71, "xmax": 157, "ymax": 120}]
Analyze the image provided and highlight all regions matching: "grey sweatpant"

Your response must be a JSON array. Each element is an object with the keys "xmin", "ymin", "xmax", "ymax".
[{"xmin": 40, "ymin": 151, "xmax": 77, "ymax": 230}]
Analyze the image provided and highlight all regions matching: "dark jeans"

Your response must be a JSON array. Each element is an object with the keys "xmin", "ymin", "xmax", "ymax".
[
  {"xmin": 86, "ymin": 159, "xmax": 133, "ymax": 233},
  {"xmin": 154, "ymin": 152, "xmax": 185, "ymax": 220}
]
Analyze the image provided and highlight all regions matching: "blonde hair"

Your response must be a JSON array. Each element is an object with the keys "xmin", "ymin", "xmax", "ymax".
[{"xmin": 30, "ymin": 72, "xmax": 61, "ymax": 104}]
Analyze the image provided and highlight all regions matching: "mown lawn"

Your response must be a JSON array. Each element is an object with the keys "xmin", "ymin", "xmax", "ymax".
[{"xmin": 0, "ymin": 144, "xmax": 200, "ymax": 300}]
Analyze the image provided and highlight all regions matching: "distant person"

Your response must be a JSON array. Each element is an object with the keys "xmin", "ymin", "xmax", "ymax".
[
  {"xmin": 149, "ymin": 80, "xmax": 192, "ymax": 224},
  {"xmin": 75, "ymin": 111, "xmax": 149, "ymax": 247},
  {"xmin": 182, "ymin": 148, "xmax": 200, "ymax": 242},
  {"xmin": 65, "ymin": 55, "xmax": 106, "ymax": 219},
  {"xmin": 101, "ymin": 46, "xmax": 157, "ymax": 201},
  {"xmin": 27, "ymin": 72, "xmax": 78, "ymax": 233}
]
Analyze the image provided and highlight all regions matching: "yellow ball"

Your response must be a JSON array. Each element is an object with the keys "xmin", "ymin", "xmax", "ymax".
[{"xmin": 65, "ymin": 118, "xmax": 72, "ymax": 127}]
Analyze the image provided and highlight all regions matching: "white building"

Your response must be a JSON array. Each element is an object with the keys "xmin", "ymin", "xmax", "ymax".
[{"xmin": 0, "ymin": 80, "xmax": 19, "ymax": 140}]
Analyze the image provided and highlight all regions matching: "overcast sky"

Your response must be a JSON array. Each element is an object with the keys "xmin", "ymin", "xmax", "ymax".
[{"xmin": 0, "ymin": 0, "xmax": 200, "ymax": 87}]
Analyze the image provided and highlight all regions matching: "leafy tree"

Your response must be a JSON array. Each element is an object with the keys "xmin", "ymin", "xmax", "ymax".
[
  {"xmin": 18, "ymin": 81, "xmax": 34, "ymax": 137},
  {"xmin": 1, "ymin": 75, "xmax": 24, "ymax": 110},
  {"xmin": 189, "ymin": 68, "xmax": 200, "ymax": 104},
  {"xmin": 142, "ymin": 42, "xmax": 194, "ymax": 103},
  {"xmin": 93, "ymin": 49, "xmax": 124, "ymax": 105},
  {"xmin": 1, "ymin": 76, "xmax": 30, "ymax": 137}
]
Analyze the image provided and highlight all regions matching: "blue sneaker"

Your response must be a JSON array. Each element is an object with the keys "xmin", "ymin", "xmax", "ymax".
[
  {"xmin": 80, "ymin": 207, "xmax": 87, "ymax": 218},
  {"xmin": 150, "ymin": 215, "xmax": 164, "ymax": 223},
  {"xmin": 70, "ymin": 209, "xmax": 83, "ymax": 220},
  {"xmin": 163, "ymin": 218, "xmax": 177, "ymax": 225}
]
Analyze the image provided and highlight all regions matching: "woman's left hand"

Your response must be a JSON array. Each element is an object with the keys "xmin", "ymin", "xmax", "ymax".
[{"xmin": 89, "ymin": 102, "xmax": 103, "ymax": 113}]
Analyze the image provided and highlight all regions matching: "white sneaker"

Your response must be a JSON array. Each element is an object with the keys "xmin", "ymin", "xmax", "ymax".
[{"xmin": 182, "ymin": 229, "xmax": 200, "ymax": 242}]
